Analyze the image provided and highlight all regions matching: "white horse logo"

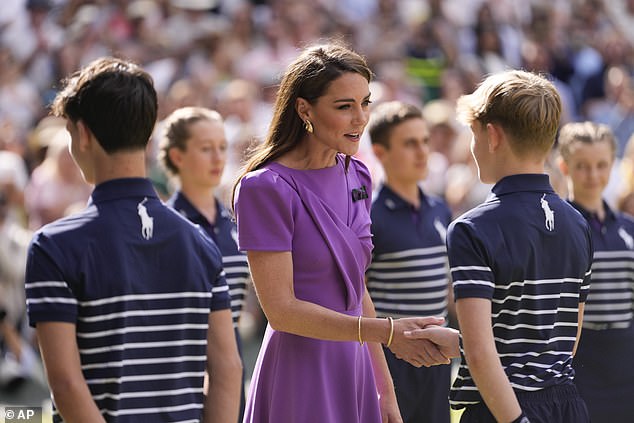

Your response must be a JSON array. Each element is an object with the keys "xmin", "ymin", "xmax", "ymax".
[
  {"xmin": 137, "ymin": 197, "xmax": 154, "ymax": 240},
  {"xmin": 618, "ymin": 227, "xmax": 634, "ymax": 250},
  {"xmin": 540, "ymin": 194, "xmax": 554, "ymax": 231}
]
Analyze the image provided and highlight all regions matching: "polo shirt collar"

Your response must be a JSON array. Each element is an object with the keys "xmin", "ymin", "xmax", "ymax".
[
  {"xmin": 89, "ymin": 178, "xmax": 158, "ymax": 205},
  {"xmin": 170, "ymin": 191, "xmax": 204, "ymax": 222},
  {"xmin": 380, "ymin": 184, "xmax": 431, "ymax": 211},
  {"xmin": 170, "ymin": 191, "xmax": 231, "ymax": 224},
  {"xmin": 489, "ymin": 174, "xmax": 554, "ymax": 199},
  {"xmin": 568, "ymin": 199, "xmax": 617, "ymax": 223}
]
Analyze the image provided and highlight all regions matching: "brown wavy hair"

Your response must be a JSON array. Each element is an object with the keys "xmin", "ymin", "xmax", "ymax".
[{"xmin": 231, "ymin": 41, "xmax": 372, "ymax": 210}]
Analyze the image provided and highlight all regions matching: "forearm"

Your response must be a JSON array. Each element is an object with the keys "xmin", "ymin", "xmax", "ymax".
[
  {"xmin": 204, "ymin": 359, "xmax": 242, "ymax": 423},
  {"xmin": 265, "ymin": 295, "xmax": 392, "ymax": 344},
  {"xmin": 49, "ymin": 380, "xmax": 106, "ymax": 423},
  {"xmin": 466, "ymin": 351, "xmax": 521, "ymax": 423},
  {"xmin": 204, "ymin": 310, "xmax": 243, "ymax": 423},
  {"xmin": 457, "ymin": 298, "xmax": 522, "ymax": 423},
  {"xmin": 573, "ymin": 302, "xmax": 585, "ymax": 357},
  {"xmin": 362, "ymin": 293, "xmax": 393, "ymax": 395},
  {"xmin": 36, "ymin": 322, "xmax": 106, "ymax": 423}
]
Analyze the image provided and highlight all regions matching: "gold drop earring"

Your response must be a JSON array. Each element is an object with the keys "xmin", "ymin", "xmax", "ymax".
[{"xmin": 304, "ymin": 120, "xmax": 314, "ymax": 134}]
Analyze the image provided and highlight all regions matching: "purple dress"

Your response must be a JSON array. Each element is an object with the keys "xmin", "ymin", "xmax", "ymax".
[{"xmin": 234, "ymin": 155, "xmax": 381, "ymax": 423}]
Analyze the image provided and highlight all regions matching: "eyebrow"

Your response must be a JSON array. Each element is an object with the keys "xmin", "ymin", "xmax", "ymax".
[{"xmin": 333, "ymin": 93, "xmax": 372, "ymax": 103}]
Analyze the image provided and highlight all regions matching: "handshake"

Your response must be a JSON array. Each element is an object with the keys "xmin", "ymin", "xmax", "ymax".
[{"xmin": 387, "ymin": 316, "xmax": 460, "ymax": 368}]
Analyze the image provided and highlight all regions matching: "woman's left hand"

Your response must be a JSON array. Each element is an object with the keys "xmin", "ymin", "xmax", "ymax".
[{"xmin": 379, "ymin": 390, "xmax": 403, "ymax": 423}]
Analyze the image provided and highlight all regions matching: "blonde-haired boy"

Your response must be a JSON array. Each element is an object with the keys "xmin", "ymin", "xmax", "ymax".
[{"xmin": 407, "ymin": 70, "xmax": 591, "ymax": 423}]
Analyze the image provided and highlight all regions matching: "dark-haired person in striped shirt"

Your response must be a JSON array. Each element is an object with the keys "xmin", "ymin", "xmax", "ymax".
[
  {"xmin": 366, "ymin": 101, "xmax": 453, "ymax": 423},
  {"xmin": 25, "ymin": 57, "xmax": 242, "ymax": 423},
  {"xmin": 406, "ymin": 70, "xmax": 592, "ymax": 423},
  {"xmin": 557, "ymin": 121, "xmax": 634, "ymax": 423}
]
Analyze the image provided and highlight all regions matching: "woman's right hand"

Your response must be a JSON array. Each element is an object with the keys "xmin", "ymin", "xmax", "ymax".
[{"xmin": 388, "ymin": 316, "xmax": 450, "ymax": 367}]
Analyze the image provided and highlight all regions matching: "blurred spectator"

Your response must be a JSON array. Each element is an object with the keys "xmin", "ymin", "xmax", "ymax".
[
  {"xmin": 0, "ymin": 150, "xmax": 29, "ymax": 226},
  {"xmin": 0, "ymin": 156, "xmax": 38, "ymax": 395},
  {"xmin": 585, "ymin": 65, "xmax": 634, "ymax": 158},
  {"xmin": 1, "ymin": 0, "xmax": 64, "ymax": 104},
  {"xmin": 23, "ymin": 125, "xmax": 91, "ymax": 230},
  {"xmin": 0, "ymin": 47, "xmax": 41, "ymax": 134}
]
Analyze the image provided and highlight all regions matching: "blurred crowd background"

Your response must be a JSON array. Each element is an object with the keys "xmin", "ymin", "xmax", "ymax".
[{"xmin": 3, "ymin": 0, "xmax": 634, "ymax": 409}]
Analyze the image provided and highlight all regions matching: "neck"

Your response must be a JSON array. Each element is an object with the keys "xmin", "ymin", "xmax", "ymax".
[
  {"xmin": 92, "ymin": 150, "xmax": 147, "ymax": 185},
  {"xmin": 491, "ymin": 150, "xmax": 546, "ymax": 183},
  {"xmin": 181, "ymin": 184, "xmax": 217, "ymax": 221},
  {"xmin": 570, "ymin": 192, "xmax": 605, "ymax": 219},
  {"xmin": 385, "ymin": 179, "xmax": 420, "ymax": 208},
  {"xmin": 279, "ymin": 138, "xmax": 338, "ymax": 169}
]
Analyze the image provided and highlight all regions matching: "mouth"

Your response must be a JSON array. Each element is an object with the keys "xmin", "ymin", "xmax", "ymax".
[{"xmin": 345, "ymin": 132, "xmax": 361, "ymax": 142}]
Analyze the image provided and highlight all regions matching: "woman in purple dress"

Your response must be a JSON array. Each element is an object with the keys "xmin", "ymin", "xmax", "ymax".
[{"xmin": 232, "ymin": 42, "xmax": 448, "ymax": 423}]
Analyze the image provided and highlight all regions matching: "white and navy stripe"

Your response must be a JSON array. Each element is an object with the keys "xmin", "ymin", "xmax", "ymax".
[
  {"xmin": 569, "ymin": 201, "xmax": 634, "ymax": 330},
  {"xmin": 26, "ymin": 178, "xmax": 230, "ymax": 423},
  {"xmin": 167, "ymin": 192, "xmax": 250, "ymax": 327},
  {"xmin": 447, "ymin": 175, "xmax": 593, "ymax": 409},
  {"xmin": 367, "ymin": 186, "xmax": 452, "ymax": 320}
]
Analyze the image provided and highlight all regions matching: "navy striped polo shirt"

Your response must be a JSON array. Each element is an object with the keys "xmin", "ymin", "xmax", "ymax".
[
  {"xmin": 569, "ymin": 200, "xmax": 634, "ymax": 330},
  {"xmin": 447, "ymin": 174, "xmax": 592, "ymax": 409},
  {"xmin": 367, "ymin": 184, "xmax": 452, "ymax": 320},
  {"xmin": 26, "ymin": 178, "xmax": 230, "ymax": 422},
  {"xmin": 167, "ymin": 191, "xmax": 249, "ymax": 327}
]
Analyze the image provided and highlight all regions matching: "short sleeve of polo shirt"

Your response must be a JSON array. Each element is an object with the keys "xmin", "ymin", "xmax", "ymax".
[
  {"xmin": 25, "ymin": 233, "xmax": 78, "ymax": 326},
  {"xmin": 447, "ymin": 220, "xmax": 495, "ymax": 300},
  {"xmin": 580, "ymin": 223, "xmax": 593, "ymax": 303},
  {"xmin": 196, "ymin": 227, "xmax": 231, "ymax": 311},
  {"xmin": 234, "ymin": 168, "xmax": 297, "ymax": 251}
]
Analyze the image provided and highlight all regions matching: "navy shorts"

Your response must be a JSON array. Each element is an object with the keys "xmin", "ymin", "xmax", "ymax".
[
  {"xmin": 384, "ymin": 346, "xmax": 451, "ymax": 423},
  {"xmin": 459, "ymin": 383, "xmax": 589, "ymax": 423},
  {"xmin": 574, "ymin": 325, "xmax": 634, "ymax": 423}
]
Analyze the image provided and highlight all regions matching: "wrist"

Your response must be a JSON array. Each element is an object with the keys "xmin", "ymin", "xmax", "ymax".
[
  {"xmin": 510, "ymin": 411, "xmax": 530, "ymax": 423},
  {"xmin": 384, "ymin": 317, "xmax": 394, "ymax": 347}
]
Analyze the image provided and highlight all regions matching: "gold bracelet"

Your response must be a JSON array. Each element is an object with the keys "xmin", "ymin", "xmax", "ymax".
[
  {"xmin": 386, "ymin": 316, "xmax": 394, "ymax": 348},
  {"xmin": 357, "ymin": 315, "xmax": 364, "ymax": 346}
]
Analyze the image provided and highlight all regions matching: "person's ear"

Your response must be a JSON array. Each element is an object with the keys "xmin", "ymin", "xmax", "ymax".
[
  {"xmin": 486, "ymin": 122, "xmax": 503, "ymax": 153},
  {"xmin": 77, "ymin": 121, "xmax": 94, "ymax": 152},
  {"xmin": 167, "ymin": 147, "xmax": 184, "ymax": 170},
  {"xmin": 372, "ymin": 143, "xmax": 388, "ymax": 162},
  {"xmin": 295, "ymin": 97, "xmax": 311, "ymax": 122},
  {"xmin": 558, "ymin": 156, "xmax": 569, "ymax": 176}
]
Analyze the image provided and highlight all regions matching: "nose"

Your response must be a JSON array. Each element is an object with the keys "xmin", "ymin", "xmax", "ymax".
[
  {"xmin": 418, "ymin": 140, "xmax": 430, "ymax": 155},
  {"xmin": 352, "ymin": 104, "xmax": 369, "ymax": 126},
  {"xmin": 211, "ymin": 146, "xmax": 226, "ymax": 163}
]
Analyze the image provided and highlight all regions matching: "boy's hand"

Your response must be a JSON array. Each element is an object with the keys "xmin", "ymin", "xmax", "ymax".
[
  {"xmin": 404, "ymin": 326, "xmax": 460, "ymax": 359},
  {"xmin": 388, "ymin": 316, "xmax": 451, "ymax": 367}
]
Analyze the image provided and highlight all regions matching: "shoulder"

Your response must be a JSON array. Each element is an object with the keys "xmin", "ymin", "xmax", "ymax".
[
  {"xmin": 234, "ymin": 167, "xmax": 299, "ymax": 217},
  {"xmin": 615, "ymin": 210, "xmax": 634, "ymax": 226},
  {"xmin": 237, "ymin": 167, "xmax": 292, "ymax": 193},
  {"xmin": 425, "ymin": 192, "xmax": 452, "ymax": 216},
  {"xmin": 33, "ymin": 207, "xmax": 96, "ymax": 243},
  {"xmin": 348, "ymin": 155, "xmax": 371, "ymax": 182}
]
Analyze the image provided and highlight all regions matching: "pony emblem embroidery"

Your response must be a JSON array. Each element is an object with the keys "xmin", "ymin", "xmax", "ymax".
[
  {"xmin": 137, "ymin": 197, "xmax": 154, "ymax": 240},
  {"xmin": 618, "ymin": 227, "xmax": 634, "ymax": 250},
  {"xmin": 540, "ymin": 194, "xmax": 554, "ymax": 231}
]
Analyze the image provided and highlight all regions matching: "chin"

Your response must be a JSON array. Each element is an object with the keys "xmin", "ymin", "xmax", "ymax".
[{"xmin": 339, "ymin": 144, "xmax": 360, "ymax": 157}]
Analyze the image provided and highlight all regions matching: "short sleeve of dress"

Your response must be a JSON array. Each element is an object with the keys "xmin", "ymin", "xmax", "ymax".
[{"xmin": 234, "ymin": 168, "xmax": 297, "ymax": 252}]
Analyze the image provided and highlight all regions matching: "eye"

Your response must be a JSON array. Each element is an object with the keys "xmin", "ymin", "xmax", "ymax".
[
  {"xmin": 362, "ymin": 99, "xmax": 373, "ymax": 107},
  {"xmin": 338, "ymin": 104, "xmax": 351, "ymax": 110}
]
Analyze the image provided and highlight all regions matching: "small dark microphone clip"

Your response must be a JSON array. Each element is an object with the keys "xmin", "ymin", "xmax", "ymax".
[{"xmin": 351, "ymin": 185, "xmax": 368, "ymax": 202}]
